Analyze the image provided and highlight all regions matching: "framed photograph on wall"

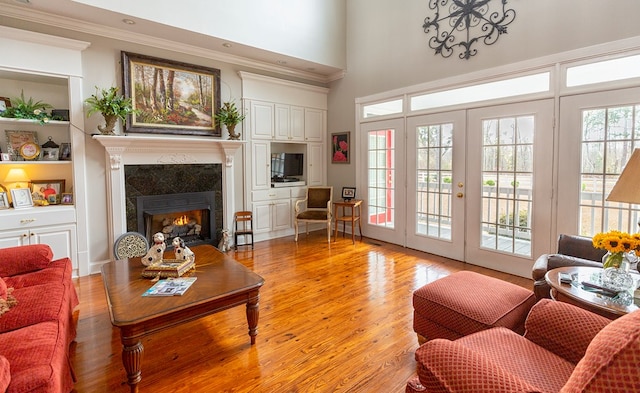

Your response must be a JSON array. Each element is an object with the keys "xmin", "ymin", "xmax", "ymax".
[
  {"xmin": 122, "ymin": 51, "xmax": 221, "ymax": 137},
  {"xmin": 10, "ymin": 188, "xmax": 33, "ymax": 209},
  {"xmin": 331, "ymin": 132, "xmax": 350, "ymax": 164}
]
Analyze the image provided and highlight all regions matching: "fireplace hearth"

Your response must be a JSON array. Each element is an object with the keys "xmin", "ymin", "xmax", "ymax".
[{"xmin": 137, "ymin": 191, "xmax": 215, "ymax": 248}]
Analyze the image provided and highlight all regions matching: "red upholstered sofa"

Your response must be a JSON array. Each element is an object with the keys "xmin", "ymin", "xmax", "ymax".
[
  {"xmin": 406, "ymin": 298, "xmax": 640, "ymax": 393},
  {"xmin": 0, "ymin": 244, "xmax": 78, "ymax": 393}
]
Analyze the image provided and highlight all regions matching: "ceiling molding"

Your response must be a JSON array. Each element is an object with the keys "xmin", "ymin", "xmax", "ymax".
[{"xmin": 0, "ymin": 4, "xmax": 339, "ymax": 84}]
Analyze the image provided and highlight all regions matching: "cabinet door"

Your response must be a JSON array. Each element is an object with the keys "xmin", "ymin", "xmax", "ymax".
[
  {"xmin": 275, "ymin": 104, "xmax": 290, "ymax": 141},
  {"xmin": 250, "ymin": 101, "xmax": 275, "ymax": 139},
  {"xmin": 307, "ymin": 143, "xmax": 325, "ymax": 186},
  {"xmin": 0, "ymin": 229, "xmax": 28, "ymax": 249},
  {"xmin": 253, "ymin": 202, "xmax": 274, "ymax": 234},
  {"xmin": 272, "ymin": 199, "xmax": 292, "ymax": 230},
  {"xmin": 252, "ymin": 141, "xmax": 271, "ymax": 190},
  {"xmin": 290, "ymin": 106, "xmax": 305, "ymax": 141},
  {"xmin": 32, "ymin": 224, "xmax": 76, "ymax": 261},
  {"xmin": 304, "ymin": 108, "xmax": 324, "ymax": 142}
]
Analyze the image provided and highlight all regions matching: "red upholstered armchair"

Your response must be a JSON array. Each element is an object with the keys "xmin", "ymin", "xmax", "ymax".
[{"xmin": 406, "ymin": 299, "xmax": 640, "ymax": 393}]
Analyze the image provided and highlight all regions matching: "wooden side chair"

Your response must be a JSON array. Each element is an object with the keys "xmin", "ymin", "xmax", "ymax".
[
  {"xmin": 234, "ymin": 211, "xmax": 254, "ymax": 250},
  {"xmin": 294, "ymin": 186, "xmax": 333, "ymax": 243}
]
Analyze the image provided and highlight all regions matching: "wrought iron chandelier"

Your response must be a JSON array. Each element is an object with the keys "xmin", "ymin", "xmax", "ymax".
[{"xmin": 422, "ymin": 0, "xmax": 516, "ymax": 60}]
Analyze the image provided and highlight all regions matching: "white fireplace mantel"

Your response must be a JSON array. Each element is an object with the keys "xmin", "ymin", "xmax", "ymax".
[{"xmin": 93, "ymin": 135, "xmax": 245, "ymax": 256}]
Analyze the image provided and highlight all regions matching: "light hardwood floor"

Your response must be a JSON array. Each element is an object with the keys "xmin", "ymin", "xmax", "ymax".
[{"xmin": 70, "ymin": 231, "xmax": 532, "ymax": 393}]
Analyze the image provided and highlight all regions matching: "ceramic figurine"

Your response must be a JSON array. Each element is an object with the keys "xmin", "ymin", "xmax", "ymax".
[
  {"xmin": 172, "ymin": 237, "xmax": 195, "ymax": 261},
  {"xmin": 141, "ymin": 232, "xmax": 166, "ymax": 266}
]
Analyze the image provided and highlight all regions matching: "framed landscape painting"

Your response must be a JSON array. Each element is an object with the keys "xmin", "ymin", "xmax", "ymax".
[{"xmin": 121, "ymin": 51, "xmax": 221, "ymax": 136}]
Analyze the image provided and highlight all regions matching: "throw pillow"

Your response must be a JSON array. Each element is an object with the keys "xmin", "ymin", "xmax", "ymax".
[{"xmin": 0, "ymin": 244, "xmax": 53, "ymax": 277}]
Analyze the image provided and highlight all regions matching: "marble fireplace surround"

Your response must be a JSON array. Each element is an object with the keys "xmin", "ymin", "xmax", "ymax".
[{"xmin": 94, "ymin": 135, "xmax": 244, "ymax": 258}]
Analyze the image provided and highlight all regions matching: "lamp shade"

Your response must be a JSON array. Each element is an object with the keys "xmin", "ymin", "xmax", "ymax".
[
  {"xmin": 606, "ymin": 148, "xmax": 640, "ymax": 204},
  {"xmin": 3, "ymin": 168, "xmax": 30, "ymax": 183}
]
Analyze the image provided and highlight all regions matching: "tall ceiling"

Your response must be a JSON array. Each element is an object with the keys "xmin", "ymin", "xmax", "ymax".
[{"xmin": 0, "ymin": 0, "xmax": 346, "ymax": 83}]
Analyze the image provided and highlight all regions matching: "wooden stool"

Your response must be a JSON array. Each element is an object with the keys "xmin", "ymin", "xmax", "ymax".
[{"xmin": 234, "ymin": 211, "xmax": 254, "ymax": 250}]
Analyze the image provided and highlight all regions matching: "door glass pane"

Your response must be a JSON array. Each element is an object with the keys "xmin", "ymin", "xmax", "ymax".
[
  {"xmin": 368, "ymin": 129, "xmax": 395, "ymax": 228},
  {"xmin": 480, "ymin": 116, "xmax": 533, "ymax": 256},
  {"xmin": 580, "ymin": 105, "xmax": 640, "ymax": 235},
  {"xmin": 415, "ymin": 123, "xmax": 453, "ymax": 239}
]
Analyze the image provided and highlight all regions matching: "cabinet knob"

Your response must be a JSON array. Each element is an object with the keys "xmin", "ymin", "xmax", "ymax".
[
  {"xmin": 22, "ymin": 233, "xmax": 28, "ymax": 238},
  {"xmin": 30, "ymin": 233, "xmax": 35, "ymax": 237}
]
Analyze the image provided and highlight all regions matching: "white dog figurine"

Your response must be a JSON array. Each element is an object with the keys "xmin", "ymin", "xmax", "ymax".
[
  {"xmin": 142, "ymin": 232, "xmax": 166, "ymax": 266},
  {"xmin": 172, "ymin": 237, "xmax": 195, "ymax": 261},
  {"xmin": 217, "ymin": 229, "xmax": 231, "ymax": 252}
]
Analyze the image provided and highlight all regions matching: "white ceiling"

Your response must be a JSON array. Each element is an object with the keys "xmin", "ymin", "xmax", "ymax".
[{"xmin": 0, "ymin": 0, "xmax": 345, "ymax": 83}]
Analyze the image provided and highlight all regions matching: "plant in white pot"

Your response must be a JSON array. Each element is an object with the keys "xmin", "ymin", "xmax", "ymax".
[
  {"xmin": 85, "ymin": 86, "xmax": 139, "ymax": 135},
  {"xmin": 214, "ymin": 101, "xmax": 245, "ymax": 140}
]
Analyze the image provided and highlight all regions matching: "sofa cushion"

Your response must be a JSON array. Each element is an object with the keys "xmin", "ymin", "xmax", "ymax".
[
  {"xmin": 0, "ymin": 279, "xmax": 6, "ymax": 300},
  {"xmin": 2, "ymin": 258, "xmax": 71, "ymax": 290},
  {"xmin": 0, "ymin": 355, "xmax": 10, "ymax": 392},
  {"xmin": 0, "ymin": 283, "xmax": 67, "ymax": 333},
  {"xmin": 0, "ymin": 321, "xmax": 74, "ymax": 393},
  {"xmin": 0, "ymin": 245, "xmax": 53, "ymax": 277}
]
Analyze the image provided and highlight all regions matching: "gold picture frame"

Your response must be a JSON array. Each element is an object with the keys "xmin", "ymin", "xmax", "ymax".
[
  {"xmin": 5, "ymin": 130, "xmax": 38, "ymax": 161},
  {"xmin": 122, "ymin": 51, "xmax": 221, "ymax": 137}
]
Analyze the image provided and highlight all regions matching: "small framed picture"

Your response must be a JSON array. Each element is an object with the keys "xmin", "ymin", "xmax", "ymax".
[
  {"xmin": 342, "ymin": 187, "xmax": 356, "ymax": 201},
  {"xmin": 5, "ymin": 130, "xmax": 38, "ymax": 161},
  {"xmin": 29, "ymin": 180, "xmax": 65, "ymax": 203},
  {"xmin": 59, "ymin": 143, "xmax": 71, "ymax": 161},
  {"xmin": 0, "ymin": 192, "xmax": 9, "ymax": 209},
  {"xmin": 0, "ymin": 97, "xmax": 10, "ymax": 113},
  {"xmin": 10, "ymin": 188, "xmax": 34, "ymax": 209},
  {"xmin": 61, "ymin": 193, "xmax": 73, "ymax": 205},
  {"xmin": 331, "ymin": 132, "xmax": 350, "ymax": 164},
  {"xmin": 0, "ymin": 153, "xmax": 10, "ymax": 161}
]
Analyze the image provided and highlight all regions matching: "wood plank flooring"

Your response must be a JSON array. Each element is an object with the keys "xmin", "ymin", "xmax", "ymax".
[{"xmin": 70, "ymin": 231, "xmax": 532, "ymax": 393}]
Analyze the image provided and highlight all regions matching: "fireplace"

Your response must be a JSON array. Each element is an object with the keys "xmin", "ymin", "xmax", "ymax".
[{"xmin": 137, "ymin": 191, "xmax": 215, "ymax": 248}]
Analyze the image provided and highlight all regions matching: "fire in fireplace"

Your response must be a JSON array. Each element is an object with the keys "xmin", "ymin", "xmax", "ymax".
[{"xmin": 136, "ymin": 191, "xmax": 215, "ymax": 248}]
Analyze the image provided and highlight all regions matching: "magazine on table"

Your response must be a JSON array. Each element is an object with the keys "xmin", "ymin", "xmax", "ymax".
[{"xmin": 142, "ymin": 277, "xmax": 197, "ymax": 296}]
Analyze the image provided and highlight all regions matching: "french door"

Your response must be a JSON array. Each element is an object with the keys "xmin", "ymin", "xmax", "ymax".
[
  {"xmin": 360, "ymin": 101, "xmax": 554, "ymax": 277},
  {"xmin": 359, "ymin": 119, "xmax": 405, "ymax": 245},
  {"xmin": 557, "ymin": 87, "xmax": 640, "ymax": 237},
  {"xmin": 406, "ymin": 111, "xmax": 466, "ymax": 260}
]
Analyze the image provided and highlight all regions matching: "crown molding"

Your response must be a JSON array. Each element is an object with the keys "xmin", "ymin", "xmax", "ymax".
[{"xmin": 0, "ymin": 4, "xmax": 340, "ymax": 84}]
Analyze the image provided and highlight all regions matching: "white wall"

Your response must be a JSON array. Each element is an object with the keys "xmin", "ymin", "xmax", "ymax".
[
  {"xmin": 327, "ymin": 0, "xmax": 640, "ymax": 191},
  {"xmin": 74, "ymin": 0, "xmax": 346, "ymax": 69}
]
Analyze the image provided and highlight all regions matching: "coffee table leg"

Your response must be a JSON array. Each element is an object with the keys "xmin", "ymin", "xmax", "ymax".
[
  {"xmin": 246, "ymin": 295, "xmax": 260, "ymax": 345},
  {"xmin": 122, "ymin": 336, "xmax": 144, "ymax": 393}
]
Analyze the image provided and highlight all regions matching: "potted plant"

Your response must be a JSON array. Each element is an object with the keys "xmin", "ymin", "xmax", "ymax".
[
  {"xmin": 85, "ymin": 86, "xmax": 138, "ymax": 135},
  {"xmin": 214, "ymin": 101, "xmax": 245, "ymax": 140},
  {"xmin": 0, "ymin": 91, "xmax": 52, "ymax": 125}
]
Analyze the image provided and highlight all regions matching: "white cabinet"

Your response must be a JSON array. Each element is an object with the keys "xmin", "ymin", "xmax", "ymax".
[
  {"xmin": 275, "ymin": 104, "xmax": 305, "ymax": 141},
  {"xmin": 304, "ymin": 108, "xmax": 325, "ymax": 142},
  {"xmin": 307, "ymin": 143, "xmax": 325, "ymax": 186},
  {"xmin": 249, "ymin": 100, "xmax": 275, "ymax": 139},
  {"xmin": 252, "ymin": 188, "xmax": 293, "ymax": 235},
  {"xmin": 251, "ymin": 141, "xmax": 272, "ymax": 190},
  {"xmin": 290, "ymin": 106, "xmax": 305, "ymax": 141},
  {"xmin": 0, "ymin": 207, "xmax": 77, "ymax": 268}
]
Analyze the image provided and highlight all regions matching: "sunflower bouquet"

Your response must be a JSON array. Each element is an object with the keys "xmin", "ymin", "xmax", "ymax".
[{"xmin": 592, "ymin": 230, "xmax": 640, "ymax": 268}]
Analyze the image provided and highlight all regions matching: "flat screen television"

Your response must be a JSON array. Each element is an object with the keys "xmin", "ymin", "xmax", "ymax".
[{"xmin": 271, "ymin": 153, "xmax": 304, "ymax": 181}]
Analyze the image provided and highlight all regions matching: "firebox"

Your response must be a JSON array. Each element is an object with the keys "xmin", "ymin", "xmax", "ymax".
[{"xmin": 136, "ymin": 191, "xmax": 215, "ymax": 248}]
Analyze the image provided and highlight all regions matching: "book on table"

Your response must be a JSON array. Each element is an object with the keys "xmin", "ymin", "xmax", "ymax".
[{"xmin": 142, "ymin": 277, "xmax": 197, "ymax": 296}]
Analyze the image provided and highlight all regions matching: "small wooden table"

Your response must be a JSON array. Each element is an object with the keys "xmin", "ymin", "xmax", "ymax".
[
  {"xmin": 545, "ymin": 266, "xmax": 639, "ymax": 319},
  {"xmin": 101, "ymin": 244, "xmax": 265, "ymax": 392},
  {"xmin": 333, "ymin": 199, "xmax": 363, "ymax": 244}
]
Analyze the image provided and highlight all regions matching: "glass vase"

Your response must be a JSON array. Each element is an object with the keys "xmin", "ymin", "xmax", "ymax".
[{"xmin": 601, "ymin": 259, "xmax": 635, "ymax": 292}]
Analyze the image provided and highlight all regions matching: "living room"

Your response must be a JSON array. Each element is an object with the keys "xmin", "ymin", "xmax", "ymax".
[{"xmin": 0, "ymin": 1, "xmax": 640, "ymax": 392}]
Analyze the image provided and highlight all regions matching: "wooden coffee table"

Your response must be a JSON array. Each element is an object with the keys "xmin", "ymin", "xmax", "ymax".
[
  {"xmin": 545, "ymin": 266, "xmax": 639, "ymax": 319},
  {"xmin": 101, "ymin": 244, "xmax": 265, "ymax": 392}
]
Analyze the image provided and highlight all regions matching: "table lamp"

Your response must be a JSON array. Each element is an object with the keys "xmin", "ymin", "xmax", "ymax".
[{"xmin": 3, "ymin": 168, "xmax": 30, "ymax": 189}]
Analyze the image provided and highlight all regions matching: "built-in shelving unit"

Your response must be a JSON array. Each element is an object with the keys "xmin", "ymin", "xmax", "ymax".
[{"xmin": 0, "ymin": 26, "xmax": 90, "ymax": 277}]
